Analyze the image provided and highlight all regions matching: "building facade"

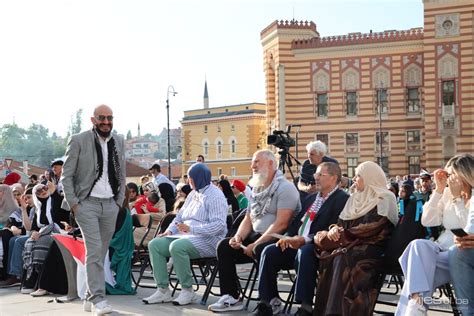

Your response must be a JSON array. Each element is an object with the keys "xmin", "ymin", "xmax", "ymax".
[
  {"xmin": 125, "ymin": 137, "xmax": 159, "ymax": 159},
  {"xmin": 261, "ymin": 0, "xmax": 473, "ymax": 177},
  {"xmin": 181, "ymin": 103, "xmax": 266, "ymax": 179},
  {"xmin": 157, "ymin": 127, "xmax": 182, "ymax": 158}
]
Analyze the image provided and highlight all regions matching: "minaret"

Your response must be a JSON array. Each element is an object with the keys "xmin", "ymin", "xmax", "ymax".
[
  {"xmin": 203, "ymin": 80, "xmax": 209, "ymax": 109},
  {"xmin": 137, "ymin": 123, "xmax": 141, "ymax": 137}
]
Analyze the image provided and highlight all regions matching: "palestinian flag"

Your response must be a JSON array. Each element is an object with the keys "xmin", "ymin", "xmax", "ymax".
[{"xmin": 52, "ymin": 234, "xmax": 115, "ymax": 300}]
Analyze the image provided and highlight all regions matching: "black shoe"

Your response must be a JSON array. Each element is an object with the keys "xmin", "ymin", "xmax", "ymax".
[
  {"xmin": 251, "ymin": 301, "xmax": 273, "ymax": 316},
  {"xmin": 0, "ymin": 276, "xmax": 21, "ymax": 288},
  {"xmin": 294, "ymin": 307, "xmax": 312, "ymax": 316}
]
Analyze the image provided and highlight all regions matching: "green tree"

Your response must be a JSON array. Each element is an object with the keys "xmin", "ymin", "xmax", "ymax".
[
  {"xmin": 71, "ymin": 109, "xmax": 83, "ymax": 134},
  {"xmin": 126, "ymin": 130, "xmax": 132, "ymax": 140},
  {"xmin": 65, "ymin": 108, "xmax": 83, "ymax": 140},
  {"xmin": 0, "ymin": 123, "xmax": 67, "ymax": 168},
  {"xmin": 0, "ymin": 123, "xmax": 27, "ymax": 162}
]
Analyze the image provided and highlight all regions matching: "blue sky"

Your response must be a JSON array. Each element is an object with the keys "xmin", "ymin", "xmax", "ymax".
[{"xmin": 0, "ymin": 0, "xmax": 423, "ymax": 137}]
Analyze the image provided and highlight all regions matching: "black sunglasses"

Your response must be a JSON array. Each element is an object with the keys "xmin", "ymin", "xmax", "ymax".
[
  {"xmin": 96, "ymin": 115, "xmax": 114, "ymax": 121},
  {"xmin": 37, "ymin": 186, "xmax": 49, "ymax": 193}
]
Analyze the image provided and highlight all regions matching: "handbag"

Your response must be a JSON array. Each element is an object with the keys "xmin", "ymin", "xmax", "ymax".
[{"xmin": 314, "ymin": 228, "xmax": 359, "ymax": 260}]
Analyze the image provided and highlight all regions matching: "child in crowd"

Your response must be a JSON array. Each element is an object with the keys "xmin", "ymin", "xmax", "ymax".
[{"xmin": 133, "ymin": 192, "xmax": 160, "ymax": 214}]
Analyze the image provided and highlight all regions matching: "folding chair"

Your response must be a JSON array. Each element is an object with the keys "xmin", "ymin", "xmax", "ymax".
[{"xmin": 132, "ymin": 213, "xmax": 176, "ymax": 290}]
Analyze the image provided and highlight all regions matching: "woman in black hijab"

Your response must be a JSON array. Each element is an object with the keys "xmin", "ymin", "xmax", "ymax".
[
  {"xmin": 383, "ymin": 182, "xmax": 426, "ymax": 270},
  {"xmin": 158, "ymin": 183, "xmax": 176, "ymax": 213}
]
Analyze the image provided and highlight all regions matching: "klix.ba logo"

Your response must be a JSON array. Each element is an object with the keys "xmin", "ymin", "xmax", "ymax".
[{"xmin": 423, "ymin": 296, "xmax": 469, "ymax": 306}]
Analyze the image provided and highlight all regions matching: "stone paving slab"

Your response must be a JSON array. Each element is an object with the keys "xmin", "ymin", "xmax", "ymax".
[{"xmin": 0, "ymin": 265, "xmax": 454, "ymax": 316}]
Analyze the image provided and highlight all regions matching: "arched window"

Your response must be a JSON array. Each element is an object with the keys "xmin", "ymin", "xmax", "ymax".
[
  {"xmin": 204, "ymin": 141, "xmax": 209, "ymax": 156},
  {"xmin": 228, "ymin": 136, "xmax": 237, "ymax": 158},
  {"xmin": 217, "ymin": 141, "xmax": 222, "ymax": 159},
  {"xmin": 202, "ymin": 138, "xmax": 209, "ymax": 157}
]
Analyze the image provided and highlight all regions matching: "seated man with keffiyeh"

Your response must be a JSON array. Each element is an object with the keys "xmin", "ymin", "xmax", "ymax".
[{"xmin": 208, "ymin": 149, "xmax": 301, "ymax": 313}]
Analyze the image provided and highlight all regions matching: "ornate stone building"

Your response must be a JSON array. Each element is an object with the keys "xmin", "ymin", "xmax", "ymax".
[
  {"xmin": 261, "ymin": 0, "xmax": 473, "ymax": 177},
  {"xmin": 181, "ymin": 102, "xmax": 266, "ymax": 180}
]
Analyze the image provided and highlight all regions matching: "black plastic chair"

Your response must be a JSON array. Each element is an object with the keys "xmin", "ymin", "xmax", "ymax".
[{"xmin": 131, "ymin": 213, "xmax": 175, "ymax": 290}]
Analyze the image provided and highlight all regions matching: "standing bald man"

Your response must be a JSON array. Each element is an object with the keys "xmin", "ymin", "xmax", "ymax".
[{"xmin": 61, "ymin": 105, "xmax": 126, "ymax": 315}]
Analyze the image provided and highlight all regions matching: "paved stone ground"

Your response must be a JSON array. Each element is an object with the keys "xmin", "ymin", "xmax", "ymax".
[{"xmin": 0, "ymin": 265, "xmax": 455, "ymax": 316}]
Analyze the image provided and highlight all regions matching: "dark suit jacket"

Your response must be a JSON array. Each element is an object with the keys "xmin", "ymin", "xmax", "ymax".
[{"xmin": 287, "ymin": 188, "xmax": 349, "ymax": 242}]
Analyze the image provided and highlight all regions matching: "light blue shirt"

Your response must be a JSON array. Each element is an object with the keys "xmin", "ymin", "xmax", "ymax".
[{"xmin": 167, "ymin": 184, "xmax": 228, "ymax": 257}]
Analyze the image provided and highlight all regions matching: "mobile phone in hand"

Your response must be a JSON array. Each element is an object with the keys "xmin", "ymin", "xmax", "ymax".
[{"xmin": 451, "ymin": 228, "xmax": 468, "ymax": 237}]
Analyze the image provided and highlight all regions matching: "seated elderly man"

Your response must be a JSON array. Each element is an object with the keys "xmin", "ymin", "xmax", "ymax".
[
  {"xmin": 142, "ymin": 163, "xmax": 228, "ymax": 306},
  {"xmin": 208, "ymin": 149, "xmax": 300, "ymax": 312},
  {"xmin": 300, "ymin": 141, "xmax": 338, "ymax": 185},
  {"xmin": 252, "ymin": 162, "xmax": 349, "ymax": 316}
]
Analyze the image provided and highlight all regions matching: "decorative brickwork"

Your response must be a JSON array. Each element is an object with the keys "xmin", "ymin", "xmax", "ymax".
[{"xmin": 292, "ymin": 28, "xmax": 424, "ymax": 49}]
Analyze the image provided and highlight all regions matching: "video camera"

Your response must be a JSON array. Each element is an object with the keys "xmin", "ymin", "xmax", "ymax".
[{"xmin": 267, "ymin": 126, "xmax": 296, "ymax": 150}]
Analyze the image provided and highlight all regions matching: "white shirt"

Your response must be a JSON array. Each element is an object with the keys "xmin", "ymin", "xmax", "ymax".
[
  {"xmin": 90, "ymin": 134, "xmax": 114, "ymax": 199},
  {"xmin": 422, "ymin": 189, "xmax": 469, "ymax": 250},
  {"xmin": 153, "ymin": 173, "xmax": 176, "ymax": 192}
]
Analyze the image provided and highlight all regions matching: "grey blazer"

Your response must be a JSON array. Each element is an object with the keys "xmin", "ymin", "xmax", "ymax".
[{"xmin": 60, "ymin": 129, "xmax": 126, "ymax": 210}]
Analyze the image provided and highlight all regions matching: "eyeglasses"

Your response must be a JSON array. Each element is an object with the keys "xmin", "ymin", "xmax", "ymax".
[
  {"xmin": 37, "ymin": 186, "xmax": 48, "ymax": 193},
  {"xmin": 95, "ymin": 115, "xmax": 114, "ymax": 121},
  {"xmin": 314, "ymin": 172, "xmax": 330, "ymax": 177}
]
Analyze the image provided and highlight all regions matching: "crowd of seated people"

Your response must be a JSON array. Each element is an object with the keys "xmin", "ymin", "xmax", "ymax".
[{"xmin": 0, "ymin": 150, "xmax": 472, "ymax": 316}]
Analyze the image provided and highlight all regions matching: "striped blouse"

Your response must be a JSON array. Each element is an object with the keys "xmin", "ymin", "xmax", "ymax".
[{"xmin": 167, "ymin": 184, "xmax": 228, "ymax": 257}]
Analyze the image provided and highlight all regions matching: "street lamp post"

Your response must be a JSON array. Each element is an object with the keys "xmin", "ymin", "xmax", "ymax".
[
  {"xmin": 166, "ymin": 85, "xmax": 177, "ymax": 181},
  {"xmin": 377, "ymin": 83, "xmax": 383, "ymax": 170}
]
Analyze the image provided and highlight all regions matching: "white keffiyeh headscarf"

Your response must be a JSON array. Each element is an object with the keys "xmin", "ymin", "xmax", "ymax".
[{"xmin": 250, "ymin": 170, "xmax": 285, "ymax": 221}]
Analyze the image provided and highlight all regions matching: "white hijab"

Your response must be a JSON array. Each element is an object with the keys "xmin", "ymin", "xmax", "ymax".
[
  {"xmin": 0, "ymin": 184, "xmax": 20, "ymax": 225},
  {"xmin": 32, "ymin": 183, "xmax": 53, "ymax": 228},
  {"xmin": 339, "ymin": 161, "xmax": 398, "ymax": 225}
]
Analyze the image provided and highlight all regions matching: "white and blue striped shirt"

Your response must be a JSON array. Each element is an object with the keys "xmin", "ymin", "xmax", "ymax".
[{"xmin": 167, "ymin": 184, "xmax": 228, "ymax": 257}]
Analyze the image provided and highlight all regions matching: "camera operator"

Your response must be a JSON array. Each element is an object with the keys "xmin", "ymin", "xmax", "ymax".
[
  {"xmin": 297, "ymin": 167, "xmax": 320, "ymax": 200},
  {"xmin": 300, "ymin": 141, "xmax": 338, "ymax": 189}
]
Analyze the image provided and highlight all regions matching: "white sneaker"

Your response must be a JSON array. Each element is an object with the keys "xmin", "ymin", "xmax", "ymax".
[
  {"xmin": 93, "ymin": 300, "xmax": 113, "ymax": 315},
  {"xmin": 172, "ymin": 288, "xmax": 197, "ymax": 306},
  {"xmin": 142, "ymin": 288, "xmax": 173, "ymax": 304},
  {"xmin": 270, "ymin": 297, "xmax": 283, "ymax": 315},
  {"xmin": 20, "ymin": 288, "xmax": 34, "ymax": 294},
  {"xmin": 83, "ymin": 300, "xmax": 92, "ymax": 312},
  {"xmin": 405, "ymin": 299, "xmax": 427, "ymax": 316},
  {"xmin": 30, "ymin": 288, "xmax": 49, "ymax": 297},
  {"xmin": 207, "ymin": 294, "xmax": 243, "ymax": 312}
]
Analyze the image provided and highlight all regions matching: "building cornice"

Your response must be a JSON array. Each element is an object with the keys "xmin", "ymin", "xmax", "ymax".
[
  {"xmin": 423, "ymin": 0, "xmax": 471, "ymax": 5},
  {"xmin": 182, "ymin": 111, "xmax": 266, "ymax": 124},
  {"xmin": 292, "ymin": 28, "xmax": 423, "ymax": 50},
  {"xmin": 184, "ymin": 157, "xmax": 252, "ymax": 164},
  {"xmin": 293, "ymin": 40, "xmax": 424, "ymax": 59}
]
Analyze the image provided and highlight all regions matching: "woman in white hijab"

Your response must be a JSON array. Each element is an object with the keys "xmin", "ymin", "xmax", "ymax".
[
  {"xmin": 313, "ymin": 161, "xmax": 397, "ymax": 316},
  {"xmin": 0, "ymin": 184, "xmax": 20, "ymax": 227}
]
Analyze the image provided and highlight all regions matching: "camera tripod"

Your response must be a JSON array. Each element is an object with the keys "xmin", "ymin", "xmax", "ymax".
[{"xmin": 277, "ymin": 147, "xmax": 301, "ymax": 185}]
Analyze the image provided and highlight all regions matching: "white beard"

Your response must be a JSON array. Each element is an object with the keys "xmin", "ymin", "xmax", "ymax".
[{"xmin": 249, "ymin": 170, "xmax": 268, "ymax": 188}]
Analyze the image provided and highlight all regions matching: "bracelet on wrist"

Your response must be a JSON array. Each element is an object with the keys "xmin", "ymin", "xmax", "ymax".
[{"xmin": 452, "ymin": 196, "xmax": 462, "ymax": 203}]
